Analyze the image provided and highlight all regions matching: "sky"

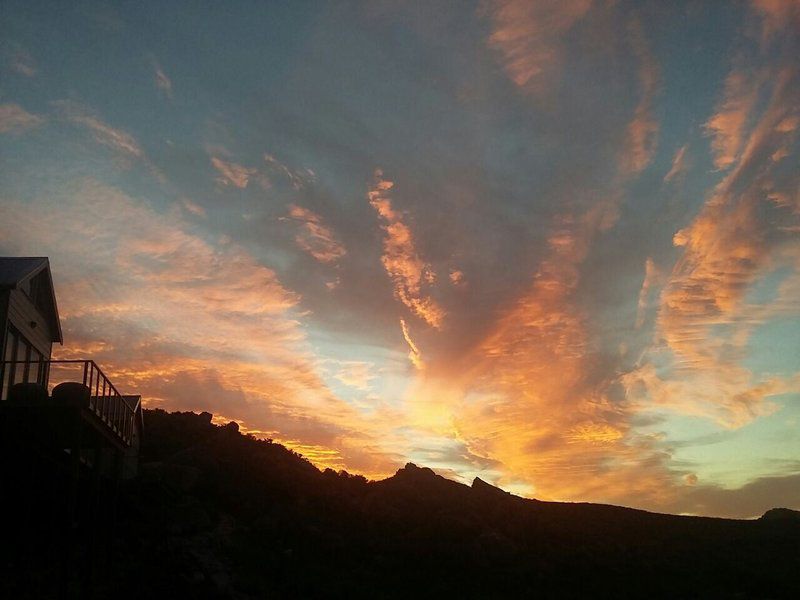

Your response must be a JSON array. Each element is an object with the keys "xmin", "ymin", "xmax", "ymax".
[{"xmin": 0, "ymin": 0, "xmax": 798, "ymax": 518}]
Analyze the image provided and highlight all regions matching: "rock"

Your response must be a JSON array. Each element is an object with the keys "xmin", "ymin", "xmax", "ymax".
[
  {"xmin": 396, "ymin": 462, "xmax": 436, "ymax": 479},
  {"xmin": 472, "ymin": 477, "xmax": 511, "ymax": 498},
  {"xmin": 760, "ymin": 507, "xmax": 800, "ymax": 521}
]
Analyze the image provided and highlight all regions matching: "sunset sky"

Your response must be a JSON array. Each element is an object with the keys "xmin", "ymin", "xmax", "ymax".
[{"xmin": 1, "ymin": 0, "xmax": 798, "ymax": 518}]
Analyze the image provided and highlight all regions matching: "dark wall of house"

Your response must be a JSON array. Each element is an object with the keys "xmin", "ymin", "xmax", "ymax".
[
  {"xmin": 0, "ymin": 290, "xmax": 8, "ymax": 361},
  {"xmin": 123, "ymin": 420, "xmax": 141, "ymax": 479},
  {"xmin": 6, "ymin": 288, "xmax": 53, "ymax": 358}
]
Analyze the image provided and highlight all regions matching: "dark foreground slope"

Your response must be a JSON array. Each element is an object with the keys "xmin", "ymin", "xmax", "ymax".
[{"xmin": 10, "ymin": 409, "xmax": 800, "ymax": 599}]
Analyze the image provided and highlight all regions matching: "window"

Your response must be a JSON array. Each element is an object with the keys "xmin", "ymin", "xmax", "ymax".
[
  {"xmin": 30, "ymin": 348, "xmax": 42, "ymax": 386},
  {"xmin": 14, "ymin": 331, "xmax": 28, "ymax": 386},
  {"xmin": 0, "ymin": 326, "xmax": 40, "ymax": 400},
  {"xmin": 1, "ymin": 329, "xmax": 14, "ymax": 400}
]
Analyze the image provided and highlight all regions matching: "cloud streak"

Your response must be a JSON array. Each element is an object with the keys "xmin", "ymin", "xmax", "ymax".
[
  {"xmin": 368, "ymin": 170, "xmax": 445, "ymax": 329},
  {"xmin": 663, "ymin": 144, "xmax": 689, "ymax": 183},
  {"xmin": 485, "ymin": 0, "xmax": 593, "ymax": 96},
  {"xmin": 153, "ymin": 60, "xmax": 173, "ymax": 99},
  {"xmin": 210, "ymin": 156, "xmax": 257, "ymax": 188},
  {"xmin": 0, "ymin": 103, "xmax": 44, "ymax": 134},
  {"xmin": 704, "ymin": 70, "xmax": 760, "ymax": 170},
  {"xmin": 54, "ymin": 101, "xmax": 144, "ymax": 159},
  {"xmin": 285, "ymin": 204, "xmax": 346, "ymax": 265},
  {"xmin": 636, "ymin": 257, "xmax": 658, "ymax": 329},
  {"xmin": 400, "ymin": 318, "xmax": 424, "ymax": 370},
  {"xmin": 621, "ymin": 17, "xmax": 660, "ymax": 175}
]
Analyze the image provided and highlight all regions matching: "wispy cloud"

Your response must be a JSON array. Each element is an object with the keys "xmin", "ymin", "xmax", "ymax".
[
  {"xmin": 628, "ymin": 16, "xmax": 800, "ymax": 428},
  {"xmin": 400, "ymin": 318, "xmax": 424, "ymax": 370},
  {"xmin": 704, "ymin": 70, "xmax": 760, "ymax": 170},
  {"xmin": 8, "ymin": 47, "xmax": 37, "ymax": 77},
  {"xmin": 55, "ymin": 100, "xmax": 143, "ymax": 159},
  {"xmin": 210, "ymin": 156, "xmax": 257, "ymax": 189},
  {"xmin": 153, "ymin": 60, "xmax": 173, "ymax": 99},
  {"xmin": 449, "ymin": 269, "xmax": 465, "ymax": 287},
  {"xmin": 264, "ymin": 153, "xmax": 314, "ymax": 190},
  {"xmin": 751, "ymin": 0, "xmax": 800, "ymax": 44},
  {"xmin": 180, "ymin": 198, "xmax": 207, "ymax": 218},
  {"xmin": 663, "ymin": 144, "xmax": 689, "ymax": 183},
  {"xmin": 636, "ymin": 257, "xmax": 658, "ymax": 329},
  {"xmin": 621, "ymin": 17, "xmax": 660, "ymax": 175},
  {"xmin": 331, "ymin": 360, "xmax": 375, "ymax": 390},
  {"xmin": 368, "ymin": 170, "xmax": 445, "ymax": 329},
  {"xmin": 0, "ymin": 103, "xmax": 44, "ymax": 134},
  {"xmin": 284, "ymin": 204, "xmax": 346, "ymax": 265},
  {"xmin": 484, "ymin": 0, "xmax": 593, "ymax": 95}
]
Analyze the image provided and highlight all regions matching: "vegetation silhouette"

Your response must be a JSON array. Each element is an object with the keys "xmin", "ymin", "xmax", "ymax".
[{"xmin": 4, "ymin": 408, "xmax": 799, "ymax": 598}]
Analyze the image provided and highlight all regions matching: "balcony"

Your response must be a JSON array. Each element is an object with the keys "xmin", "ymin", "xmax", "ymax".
[{"xmin": 0, "ymin": 359, "xmax": 136, "ymax": 447}]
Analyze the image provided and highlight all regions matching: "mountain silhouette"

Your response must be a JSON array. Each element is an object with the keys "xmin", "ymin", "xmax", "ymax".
[{"xmin": 3, "ymin": 409, "xmax": 798, "ymax": 599}]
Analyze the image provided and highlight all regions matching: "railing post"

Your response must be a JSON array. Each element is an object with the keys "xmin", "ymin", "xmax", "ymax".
[
  {"xmin": 87, "ymin": 365, "xmax": 94, "ymax": 412},
  {"xmin": 94, "ymin": 365, "xmax": 101, "ymax": 411}
]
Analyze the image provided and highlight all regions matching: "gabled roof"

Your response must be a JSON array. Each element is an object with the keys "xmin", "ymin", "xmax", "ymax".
[
  {"xmin": 0, "ymin": 257, "xmax": 63, "ymax": 343},
  {"xmin": 0, "ymin": 257, "xmax": 49, "ymax": 288}
]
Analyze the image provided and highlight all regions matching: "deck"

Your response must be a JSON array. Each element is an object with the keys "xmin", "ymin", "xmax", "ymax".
[{"xmin": 0, "ymin": 359, "xmax": 136, "ymax": 449}]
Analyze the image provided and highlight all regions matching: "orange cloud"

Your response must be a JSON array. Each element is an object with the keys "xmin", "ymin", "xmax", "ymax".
[
  {"xmin": 210, "ymin": 156, "xmax": 257, "ymax": 188},
  {"xmin": 400, "ymin": 318, "xmax": 424, "ymax": 370},
  {"xmin": 368, "ymin": 170, "xmax": 445, "ymax": 329},
  {"xmin": 449, "ymin": 269, "xmax": 465, "ymax": 287},
  {"xmin": 751, "ymin": 0, "xmax": 800, "ymax": 43},
  {"xmin": 485, "ymin": 0, "xmax": 593, "ymax": 95},
  {"xmin": 0, "ymin": 178, "xmax": 402, "ymax": 478},
  {"xmin": 629, "ymin": 48, "xmax": 800, "ymax": 427},
  {"xmin": 285, "ymin": 204, "xmax": 347, "ymax": 264},
  {"xmin": 565, "ymin": 422, "xmax": 624, "ymax": 445},
  {"xmin": 704, "ymin": 70, "xmax": 760, "ymax": 170},
  {"xmin": 181, "ymin": 198, "xmax": 207, "ymax": 218},
  {"xmin": 400, "ymin": 208, "xmax": 672, "ymax": 505}
]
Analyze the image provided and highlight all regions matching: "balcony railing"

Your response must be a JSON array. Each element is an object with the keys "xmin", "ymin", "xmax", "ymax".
[{"xmin": 0, "ymin": 359, "xmax": 136, "ymax": 446}]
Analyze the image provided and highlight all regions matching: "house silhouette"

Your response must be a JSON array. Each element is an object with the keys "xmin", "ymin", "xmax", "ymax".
[{"xmin": 0, "ymin": 257, "xmax": 142, "ymax": 545}]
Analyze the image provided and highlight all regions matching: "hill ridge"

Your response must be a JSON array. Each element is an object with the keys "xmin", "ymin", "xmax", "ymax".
[{"xmin": 99, "ymin": 409, "xmax": 800, "ymax": 598}]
